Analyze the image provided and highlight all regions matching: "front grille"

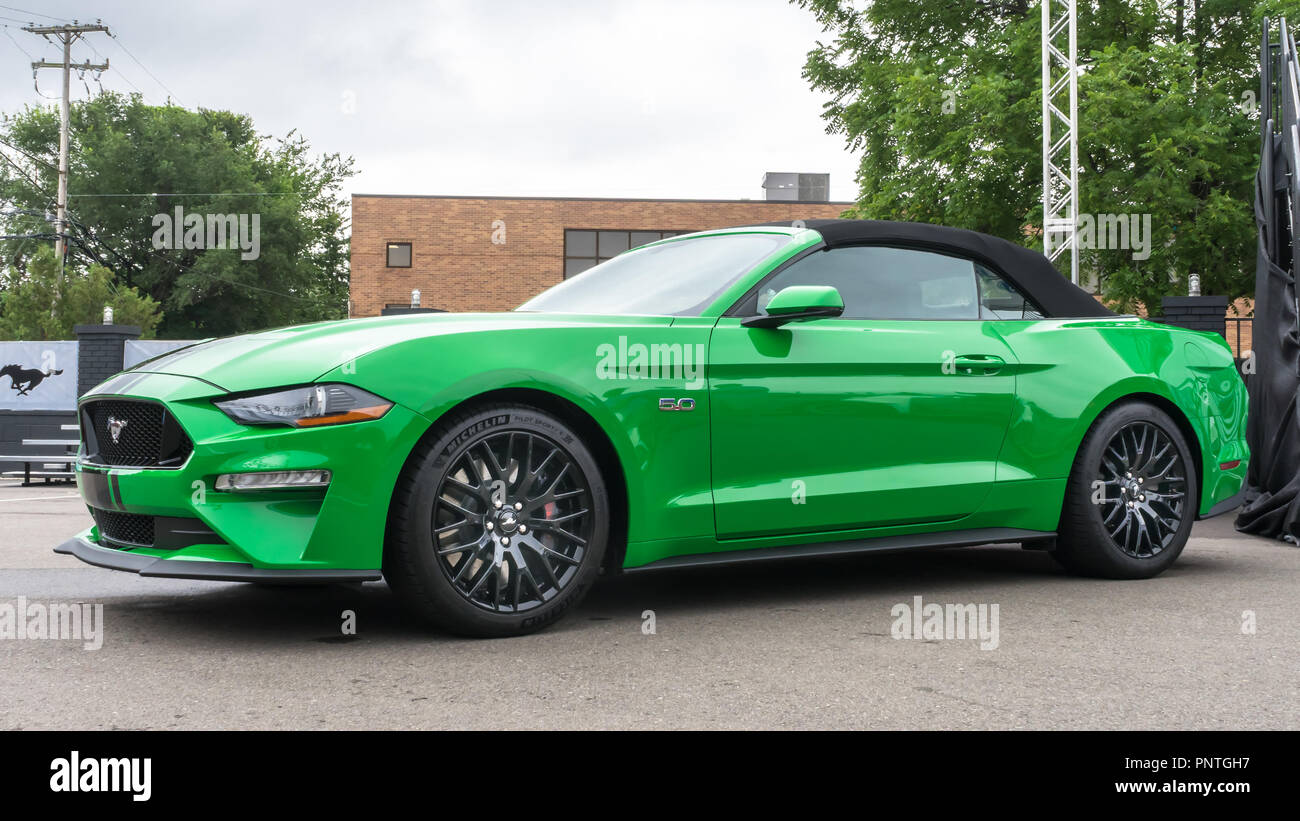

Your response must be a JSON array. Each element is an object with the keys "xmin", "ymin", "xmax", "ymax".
[
  {"xmin": 93, "ymin": 508, "xmax": 155, "ymax": 547},
  {"xmin": 81, "ymin": 399, "xmax": 193, "ymax": 468}
]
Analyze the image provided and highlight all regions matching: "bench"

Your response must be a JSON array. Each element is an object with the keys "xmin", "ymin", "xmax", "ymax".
[
  {"xmin": 0, "ymin": 454, "xmax": 76, "ymax": 484},
  {"xmin": 0, "ymin": 435, "xmax": 79, "ymax": 485}
]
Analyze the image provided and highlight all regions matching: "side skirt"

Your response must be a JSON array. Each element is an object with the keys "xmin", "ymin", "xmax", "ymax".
[{"xmin": 623, "ymin": 527, "xmax": 1057, "ymax": 573}]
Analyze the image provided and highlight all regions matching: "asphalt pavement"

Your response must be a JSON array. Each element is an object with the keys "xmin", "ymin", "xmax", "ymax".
[{"xmin": 1, "ymin": 479, "xmax": 1296, "ymax": 730}]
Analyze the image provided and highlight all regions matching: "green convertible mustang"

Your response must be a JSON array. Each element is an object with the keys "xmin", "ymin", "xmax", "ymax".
[{"xmin": 58, "ymin": 219, "xmax": 1249, "ymax": 636}]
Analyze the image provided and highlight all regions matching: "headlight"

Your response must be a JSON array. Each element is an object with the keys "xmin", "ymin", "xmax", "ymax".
[{"xmin": 214, "ymin": 384, "xmax": 393, "ymax": 428}]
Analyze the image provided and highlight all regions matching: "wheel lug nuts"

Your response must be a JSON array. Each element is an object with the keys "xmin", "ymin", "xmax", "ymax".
[
  {"xmin": 486, "ymin": 522, "xmax": 493, "ymax": 530},
  {"xmin": 514, "ymin": 502, "xmax": 523, "ymax": 510},
  {"xmin": 494, "ymin": 500, "xmax": 502, "ymax": 509},
  {"xmin": 501, "ymin": 536, "xmax": 510, "ymax": 545},
  {"xmin": 518, "ymin": 525, "xmax": 527, "ymax": 533},
  {"xmin": 1138, "ymin": 478, "xmax": 1144, "ymax": 484},
  {"xmin": 1139, "ymin": 495, "xmax": 1145, "ymax": 501}
]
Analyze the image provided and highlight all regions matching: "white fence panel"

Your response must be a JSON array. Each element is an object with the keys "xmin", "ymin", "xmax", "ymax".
[
  {"xmin": 0, "ymin": 341, "xmax": 79, "ymax": 411},
  {"xmin": 124, "ymin": 339, "xmax": 199, "ymax": 369}
]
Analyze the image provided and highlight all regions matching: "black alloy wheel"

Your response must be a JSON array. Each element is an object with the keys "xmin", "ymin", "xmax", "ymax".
[
  {"xmin": 1096, "ymin": 420, "xmax": 1189, "ymax": 558},
  {"xmin": 433, "ymin": 429, "xmax": 593, "ymax": 612},
  {"xmin": 385, "ymin": 403, "xmax": 609, "ymax": 637},
  {"xmin": 1054, "ymin": 401, "xmax": 1198, "ymax": 579}
]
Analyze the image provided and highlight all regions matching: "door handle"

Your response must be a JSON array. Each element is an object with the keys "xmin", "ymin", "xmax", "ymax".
[{"xmin": 952, "ymin": 354, "xmax": 1005, "ymax": 375}]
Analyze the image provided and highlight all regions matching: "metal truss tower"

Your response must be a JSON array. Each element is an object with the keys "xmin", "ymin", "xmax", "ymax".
[{"xmin": 1041, "ymin": 0, "xmax": 1080, "ymax": 285}]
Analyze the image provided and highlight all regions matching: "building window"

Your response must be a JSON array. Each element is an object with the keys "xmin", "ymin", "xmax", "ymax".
[
  {"xmin": 564, "ymin": 229, "xmax": 689, "ymax": 278},
  {"xmin": 386, "ymin": 242, "xmax": 412, "ymax": 268}
]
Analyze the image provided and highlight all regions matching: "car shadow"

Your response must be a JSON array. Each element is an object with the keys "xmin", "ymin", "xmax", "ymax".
[
  {"xmin": 587, "ymin": 544, "xmax": 1066, "ymax": 614},
  {"xmin": 91, "ymin": 536, "xmax": 1250, "ymax": 645},
  {"xmin": 92, "ymin": 544, "xmax": 1073, "ymax": 645}
]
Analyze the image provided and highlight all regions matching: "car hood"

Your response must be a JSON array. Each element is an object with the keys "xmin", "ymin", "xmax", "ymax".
[{"xmin": 124, "ymin": 312, "xmax": 664, "ymax": 394}]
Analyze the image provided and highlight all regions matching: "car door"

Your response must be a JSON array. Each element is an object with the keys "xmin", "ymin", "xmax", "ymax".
[{"xmin": 708, "ymin": 245, "xmax": 1019, "ymax": 539}]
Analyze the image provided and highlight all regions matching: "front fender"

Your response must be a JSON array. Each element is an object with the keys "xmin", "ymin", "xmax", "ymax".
[{"xmin": 316, "ymin": 320, "xmax": 717, "ymax": 544}]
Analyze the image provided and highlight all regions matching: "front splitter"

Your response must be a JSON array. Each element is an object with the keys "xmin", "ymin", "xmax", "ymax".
[{"xmin": 54, "ymin": 535, "xmax": 382, "ymax": 584}]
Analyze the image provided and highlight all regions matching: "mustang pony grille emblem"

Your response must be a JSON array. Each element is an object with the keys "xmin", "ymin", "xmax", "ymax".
[{"xmin": 107, "ymin": 416, "xmax": 128, "ymax": 444}]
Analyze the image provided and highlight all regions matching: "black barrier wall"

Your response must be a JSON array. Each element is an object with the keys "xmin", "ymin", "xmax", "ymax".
[{"xmin": 73, "ymin": 324, "xmax": 141, "ymax": 397}]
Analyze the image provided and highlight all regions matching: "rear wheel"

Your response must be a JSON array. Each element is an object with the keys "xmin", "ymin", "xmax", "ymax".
[
  {"xmin": 1053, "ymin": 402, "xmax": 1197, "ymax": 579},
  {"xmin": 384, "ymin": 404, "xmax": 609, "ymax": 637}
]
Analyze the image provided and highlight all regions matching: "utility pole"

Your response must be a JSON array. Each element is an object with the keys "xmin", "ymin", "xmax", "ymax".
[
  {"xmin": 1041, "ymin": 0, "xmax": 1080, "ymax": 286},
  {"xmin": 23, "ymin": 21, "xmax": 110, "ymax": 274}
]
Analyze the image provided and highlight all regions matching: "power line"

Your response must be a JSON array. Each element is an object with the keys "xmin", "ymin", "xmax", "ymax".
[
  {"xmin": 108, "ymin": 32, "xmax": 181, "ymax": 105},
  {"xmin": 0, "ymin": 148, "xmax": 42, "ymax": 188},
  {"xmin": 58, "ymin": 210, "xmax": 340, "ymax": 308},
  {"xmin": 67, "ymin": 192, "xmax": 298, "ymax": 198},
  {"xmin": 0, "ymin": 136, "xmax": 58, "ymax": 171},
  {"xmin": 1, "ymin": 23, "xmax": 33, "ymax": 59},
  {"xmin": 0, "ymin": 5, "xmax": 72, "ymax": 23},
  {"xmin": 78, "ymin": 32, "xmax": 144, "ymax": 97},
  {"xmin": 31, "ymin": 74, "xmax": 60, "ymax": 100}
]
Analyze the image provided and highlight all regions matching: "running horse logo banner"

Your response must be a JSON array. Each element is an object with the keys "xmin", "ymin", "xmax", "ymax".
[
  {"xmin": 2, "ymin": 364, "xmax": 63, "ymax": 395},
  {"xmin": 0, "ymin": 342, "xmax": 79, "ymax": 411}
]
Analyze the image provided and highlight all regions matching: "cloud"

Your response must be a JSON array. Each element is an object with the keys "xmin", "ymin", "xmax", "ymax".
[{"xmin": 0, "ymin": 0, "xmax": 859, "ymax": 201}]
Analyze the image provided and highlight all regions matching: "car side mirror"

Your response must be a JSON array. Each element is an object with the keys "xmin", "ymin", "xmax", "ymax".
[{"xmin": 742, "ymin": 285, "xmax": 845, "ymax": 328}]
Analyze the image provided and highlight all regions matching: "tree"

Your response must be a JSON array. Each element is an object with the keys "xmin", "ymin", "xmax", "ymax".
[
  {"xmin": 0, "ymin": 246, "xmax": 161, "ymax": 340},
  {"xmin": 0, "ymin": 92, "xmax": 353, "ymax": 336},
  {"xmin": 794, "ymin": 0, "xmax": 1292, "ymax": 313}
]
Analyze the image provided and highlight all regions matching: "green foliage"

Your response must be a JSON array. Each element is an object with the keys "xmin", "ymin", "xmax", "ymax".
[
  {"xmin": 0, "ymin": 93, "xmax": 354, "ymax": 336},
  {"xmin": 795, "ymin": 0, "xmax": 1296, "ymax": 312},
  {"xmin": 0, "ymin": 245, "xmax": 162, "ymax": 340}
]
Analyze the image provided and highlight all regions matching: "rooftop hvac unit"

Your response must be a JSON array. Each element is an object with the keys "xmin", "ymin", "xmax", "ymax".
[{"xmin": 761, "ymin": 172, "xmax": 830, "ymax": 202}]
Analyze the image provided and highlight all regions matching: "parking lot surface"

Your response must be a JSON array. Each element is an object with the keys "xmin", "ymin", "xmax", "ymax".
[{"xmin": 1, "ymin": 481, "xmax": 1295, "ymax": 730}]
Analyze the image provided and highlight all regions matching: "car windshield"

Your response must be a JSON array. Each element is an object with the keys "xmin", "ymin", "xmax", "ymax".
[{"xmin": 517, "ymin": 232, "xmax": 793, "ymax": 316}]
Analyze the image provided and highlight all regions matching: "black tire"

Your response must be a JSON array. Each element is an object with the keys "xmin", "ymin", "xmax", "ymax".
[
  {"xmin": 1053, "ymin": 401, "xmax": 1198, "ymax": 579},
  {"xmin": 384, "ymin": 403, "xmax": 609, "ymax": 637}
]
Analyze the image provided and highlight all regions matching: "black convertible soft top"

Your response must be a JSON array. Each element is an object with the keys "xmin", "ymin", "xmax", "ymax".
[{"xmin": 755, "ymin": 218, "xmax": 1113, "ymax": 318}]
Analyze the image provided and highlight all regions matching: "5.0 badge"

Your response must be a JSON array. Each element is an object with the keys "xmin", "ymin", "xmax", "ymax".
[{"xmin": 658, "ymin": 398, "xmax": 696, "ymax": 412}]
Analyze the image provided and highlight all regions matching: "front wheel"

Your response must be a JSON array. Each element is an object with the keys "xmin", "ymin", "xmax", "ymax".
[
  {"xmin": 1053, "ymin": 402, "xmax": 1197, "ymax": 579},
  {"xmin": 384, "ymin": 404, "xmax": 609, "ymax": 637}
]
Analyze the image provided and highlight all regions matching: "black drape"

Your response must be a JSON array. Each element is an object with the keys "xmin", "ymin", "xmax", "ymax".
[{"xmin": 1235, "ymin": 127, "xmax": 1300, "ymax": 539}]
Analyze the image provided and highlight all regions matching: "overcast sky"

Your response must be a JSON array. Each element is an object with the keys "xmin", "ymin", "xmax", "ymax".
[{"xmin": 0, "ymin": 0, "xmax": 861, "ymax": 202}]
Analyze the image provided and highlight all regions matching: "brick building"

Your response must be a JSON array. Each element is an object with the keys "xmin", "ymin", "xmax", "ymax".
[
  {"xmin": 348, "ymin": 194, "xmax": 851, "ymax": 316},
  {"xmin": 346, "ymin": 194, "xmax": 1256, "ymax": 360}
]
